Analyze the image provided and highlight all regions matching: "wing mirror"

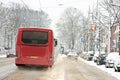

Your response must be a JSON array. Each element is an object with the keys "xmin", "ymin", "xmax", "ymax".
[{"xmin": 54, "ymin": 39, "xmax": 57, "ymax": 47}]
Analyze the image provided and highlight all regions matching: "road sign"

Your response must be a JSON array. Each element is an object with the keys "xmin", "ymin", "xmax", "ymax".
[
  {"xmin": 91, "ymin": 24, "xmax": 96, "ymax": 31},
  {"xmin": 80, "ymin": 38, "xmax": 85, "ymax": 43}
]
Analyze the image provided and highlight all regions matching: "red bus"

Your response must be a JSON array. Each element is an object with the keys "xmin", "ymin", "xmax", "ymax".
[{"xmin": 15, "ymin": 27, "xmax": 57, "ymax": 67}]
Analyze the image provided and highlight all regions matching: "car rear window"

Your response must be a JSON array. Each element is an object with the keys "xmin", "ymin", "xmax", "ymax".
[{"xmin": 22, "ymin": 31, "xmax": 48, "ymax": 44}]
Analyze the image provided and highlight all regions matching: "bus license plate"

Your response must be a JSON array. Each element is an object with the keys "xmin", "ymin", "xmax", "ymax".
[{"xmin": 30, "ymin": 56, "xmax": 39, "ymax": 59}]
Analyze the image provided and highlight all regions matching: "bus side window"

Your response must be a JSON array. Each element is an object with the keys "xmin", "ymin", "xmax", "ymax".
[{"xmin": 54, "ymin": 39, "xmax": 57, "ymax": 47}]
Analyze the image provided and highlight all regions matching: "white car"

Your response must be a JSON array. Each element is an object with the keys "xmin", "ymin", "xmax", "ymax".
[
  {"xmin": 113, "ymin": 55, "xmax": 120, "ymax": 72},
  {"xmin": 0, "ymin": 47, "xmax": 8, "ymax": 55},
  {"xmin": 105, "ymin": 52, "xmax": 119, "ymax": 68},
  {"xmin": 86, "ymin": 51, "xmax": 94, "ymax": 61},
  {"xmin": 67, "ymin": 51, "xmax": 77, "ymax": 59}
]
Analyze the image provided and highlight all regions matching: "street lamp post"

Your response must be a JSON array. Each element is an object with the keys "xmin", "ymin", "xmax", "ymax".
[{"xmin": 99, "ymin": 28, "xmax": 101, "ymax": 55}]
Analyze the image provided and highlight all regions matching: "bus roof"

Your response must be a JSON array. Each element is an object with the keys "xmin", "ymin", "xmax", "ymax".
[{"xmin": 18, "ymin": 27, "xmax": 53, "ymax": 32}]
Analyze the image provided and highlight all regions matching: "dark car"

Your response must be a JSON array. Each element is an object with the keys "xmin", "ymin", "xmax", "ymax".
[
  {"xmin": 7, "ymin": 54, "xmax": 15, "ymax": 58},
  {"xmin": 96, "ymin": 53, "xmax": 106, "ymax": 65}
]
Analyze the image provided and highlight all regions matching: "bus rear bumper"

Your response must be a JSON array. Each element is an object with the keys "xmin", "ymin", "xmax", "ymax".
[{"xmin": 15, "ymin": 57, "xmax": 53, "ymax": 66}]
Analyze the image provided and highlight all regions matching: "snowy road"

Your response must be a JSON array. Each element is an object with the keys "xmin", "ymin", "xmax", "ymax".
[
  {"xmin": 0, "ymin": 55, "xmax": 119, "ymax": 80},
  {"xmin": 0, "ymin": 58, "xmax": 17, "ymax": 80},
  {"xmin": 63, "ymin": 56, "xmax": 118, "ymax": 80}
]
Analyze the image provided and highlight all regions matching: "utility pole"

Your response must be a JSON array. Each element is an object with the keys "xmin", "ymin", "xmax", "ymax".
[
  {"xmin": 87, "ymin": 33, "xmax": 90, "ymax": 52},
  {"xmin": 107, "ymin": 24, "xmax": 111, "ymax": 54},
  {"xmin": 118, "ymin": 21, "xmax": 120, "ymax": 55},
  {"xmin": 99, "ymin": 28, "xmax": 101, "ymax": 55},
  {"xmin": 96, "ymin": 0, "xmax": 101, "ymax": 55},
  {"xmin": 4, "ymin": 28, "xmax": 6, "ymax": 48}
]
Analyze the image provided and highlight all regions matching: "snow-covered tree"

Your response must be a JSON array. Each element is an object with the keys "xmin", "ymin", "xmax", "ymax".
[
  {"xmin": 56, "ymin": 7, "xmax": 87, "ymax": 50},
  {"xmin": 0, "ymin": 2, "xmax": 51, "ymax": 53}
]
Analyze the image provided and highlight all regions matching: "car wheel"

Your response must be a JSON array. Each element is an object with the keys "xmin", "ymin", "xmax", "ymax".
[
  {"xmin": 115, "ymin": 69, "xmax": 117, "ymax": 72},
  {"xmin": 114, "ymin": 68, "xmax": 117, "ymax": 72},
  {"xmin": 118, "ymin": 70, "xmax": 120, "ymax": 72},
  {"xmin": 105, "ymin": 63, "xmax": 108, "ymax": 68},
  {"xmin": 16, "ymin": 64, "xmax": 24, "ymax": 66},
  {"xmin": 97, "ymin": 61, "xmax": 100, "ymax": 65},
  {"xmin": 117, "ymin": 67, "xmax": 120, "ymax": 72}
]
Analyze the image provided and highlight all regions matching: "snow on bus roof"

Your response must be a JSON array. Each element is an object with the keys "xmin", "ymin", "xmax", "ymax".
[{"xmin": 18, "ymin": 27, "xmax": 53, "ymax": 31}]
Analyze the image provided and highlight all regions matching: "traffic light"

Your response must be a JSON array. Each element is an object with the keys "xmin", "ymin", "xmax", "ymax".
[{"xmin": 91, "ymin": 24, "xmax": 96, "ymax": 31}]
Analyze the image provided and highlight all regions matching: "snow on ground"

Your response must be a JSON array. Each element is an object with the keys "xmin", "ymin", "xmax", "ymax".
[
  {"xmin": 79, "ymin": 57, "xmax": 120, "ymax": 80},
  {"xmin": 38, "ymin": 54, "xmax": 65, "ymax": 80},
  {"xmin": 61, "ymin": 54, "xmax": 120, "ymax": 80}
]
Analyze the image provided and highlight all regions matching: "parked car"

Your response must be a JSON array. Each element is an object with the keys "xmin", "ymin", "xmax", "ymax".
[
  {"xmin": 67, "ymin": 51, "xmax": 78, "ymax": 59},
  {"xmin": 64, "ymin": 50, "xmax": 70, "ymax": 55},
  {"xmin": 93, "ymin": 51, "xmax": 106, "ymax": 65},
  {"xmin": 96, "ymin": 53, "xmax": 106, "ymax": 65},
  {"xmin": 113, "ymin": 55, "xmax": 120, "ymax": 72},
  {"xmin": 7, "ymin": 54, "xmax": 15, "ymax": 58},
  {"xmin": 0, "ymin": 47, "xmax": 8, "ymax": 55},
  {"xmin": 80, "ymin": 51, "xmax": 87, "ymax": 59},
  {"xmin": 93, "ymin": 52, "xmax": 99, "ymax": 62},
  {"xmin": 86, "ymin": 51, "xmax": 94, "ymax": 61},
  {"xmin": 105, "ymin": 52, "xmax": 119, "ymax": 68}
]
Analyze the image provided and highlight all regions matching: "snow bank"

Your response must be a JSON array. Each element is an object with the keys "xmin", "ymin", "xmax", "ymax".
[
  {"xmin": 0, "ymin": 55, "xmax": 6, "ymax": 58},
  {"xmin": 79, "ymin": 57, "xmax": 120, "ymax": 80}
]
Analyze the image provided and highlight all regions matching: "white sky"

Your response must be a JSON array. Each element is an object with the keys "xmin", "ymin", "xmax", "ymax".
[
  {"xmin": 1, "ymin": 0, "xmax": 97, "ymax": 35},
  {"xmin": 1, "ymin": 0, "xmax": 96, "ymax": 20}
]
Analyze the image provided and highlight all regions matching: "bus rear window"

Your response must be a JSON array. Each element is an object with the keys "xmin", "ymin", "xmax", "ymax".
[{"xmin": 22, "ymin": 31, "xmax": 48, "ymax": 44}]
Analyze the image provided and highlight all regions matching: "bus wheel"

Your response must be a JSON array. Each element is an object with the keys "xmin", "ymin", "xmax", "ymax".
[
  {"xmin": 47, "ymin": 66, "xmax": 52, "ymax": 69},
  {"xmin": 16, "ymin": 64, "xmax": 23, "ymax": 66},
  {"xmin": 16, "ymin": 64, "xmax": 24, "ymax": 68}
]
